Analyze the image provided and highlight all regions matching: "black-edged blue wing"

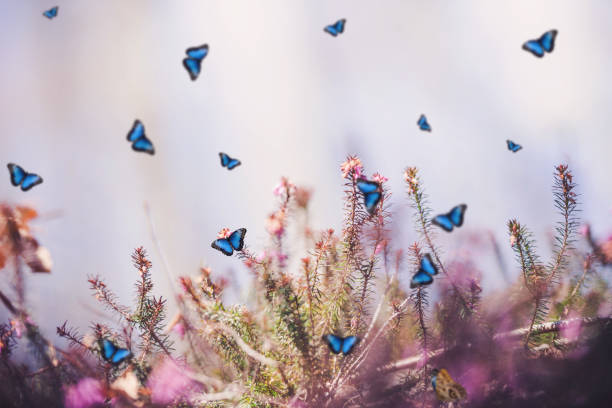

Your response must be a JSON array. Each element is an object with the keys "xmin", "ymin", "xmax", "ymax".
[
  {"xmin": 410, "ymin": 254, "xmax": 439, "ymax": 288},
  {"xmin": 211, "ymin": 228, "xmax": 247, "ymax": 256},
  {"xmin": 100, "ymin": 339, "xmax": 132, "ymax": 365},
  {"xmin": 356, "ymin": 179, "xmax": 382, "ymax": 215},
  {"xmin": 183, "ymin": 44, "xmax": 209, "ymax": 81},
  {"xmin": 432, "ymin": 204, "xmax": 467, "ymax": 232},
  {"xmin": 323, "ymin": 334, "xmax": 359, "ymax": 355},
  {"xmin": 126, "ymin": 120, "xmax": 154, "ymax": 155},
  {"xmin": 417, "ymin": 114, "xmax": 431, "ymax": 132},
  {"xmin": 43, "ymin": 7, "xmax": 58, "ymax": 19},
  {"xmin": 324, "ymin": 19, "xmax": 346, "ymax": 37},
  {"xmin": 219, "ymin": 152, "xmax": 241, "ymax": 170},
  {"xmin": 506, "ymin": 140, "xmax": 522, "ymax": 153},
  {"xmin": 7, "ymin": 163, "xmax": 43, "ymax": 191},
  {"xmin": 522, "ymin": 30, "xmax": 557, "ymax": 58}
]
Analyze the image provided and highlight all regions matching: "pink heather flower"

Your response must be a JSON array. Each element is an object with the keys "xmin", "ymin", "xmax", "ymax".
[
  {"xmin": 375, "ymin": 240, "xmax": 387, "ymax": 255},
  {"xmin": 217, "ymin": 228, "xmax": 231, "ymax": 239},
  {"xmin": 340, "ymin": 156, "xmax": 363, "ymax": 180},
  {"xmin": 266, "ymin": 209, "xmax": 286, "ymax": 237},
  {"xmin": 578, "ymin": 224, "xmax": 590, "ymax": 237},
  {"xmin": 65, "ymin": 378, "xmax": 105, "ymax": 408},
  {"xmin": 273, "ymin": 177, "xmax": 295, "ymax": 197},
  {"xmin": 372, "ymin": 172, "xmax": 388, "ymax": 184},
  {"xmin": 147, "ymin": 358, "xmax": 195, "ymax": 405}
]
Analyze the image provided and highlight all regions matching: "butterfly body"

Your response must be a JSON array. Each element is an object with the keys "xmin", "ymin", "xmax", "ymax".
[
  {"xmin": 324, "ymin": 19, "xmax": 346, "ymax": 37},
  {"xmin": 7, "ymin": 163, "xmax": 43, "ymax": 191},
  {"xmin": 219, "ymin": 152, "xmax": 241, "ymax": 170},
  {"xmin": 323, "ymin": 334, "xmax": 359, "ymax": 355},
  {"xmin": 211, "ymin": 228, "xmax": 246, "ymax": 256},
  {"xmin": 506, "ymin": 140, "xmax": 522, "ymax": 153},
  {"xmin": 126, "ymin": 120, "xmax": 154, "ymax": 155},
  {"xmin": 417, "ymin": 114, "xmax": 431, "ymax": 132},
  {"xmin": 43, "ymin": 7, "xmax": 58, "ymax": 19},
  {"xmin": 356, "ymin": 179, "xmax": 382, "ymax": 215},
  {"xmin": 522, "ymin": 30, "xmax": 557, "ymax": 57},
  {"xmin": 410, "ymin": 254, "xmax": 439, "ymax": 288},
  {"xmin": 183, "ymin": 44, "xmax": 209, "ymax": 81},
  {"xmin": 432, "ymin": 368, "xmax": 467, "ymax": 402},
  {"xmin": 432, "ymin": 204, "xmax": 467, "ymax": 232},
  {"xmin": 100, "ymin": 339, "xmax": 132, "ymax": 365}
]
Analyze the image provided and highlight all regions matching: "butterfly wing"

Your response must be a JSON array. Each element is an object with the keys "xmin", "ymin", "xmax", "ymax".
[
  {"xmin": 228, "ymin": 228, "xmax": 247, "ymax": 251},
  {"xmin": 420, "ymin": 254, "xmax": 438, "ymax": 276},
  {"xmin": 448, "ymin": 204, "xmax": 467, "ymax": 227},
  {"xmin": 410, "ymin": 269, "xmax": 434, "ymax": 288},
  {"xmin": 111, "ymin": 348, "xmax": 132, "ymax": 364},
  {"xmin": 324, "ymin": 19, "xmax": 346, "ymax": 36},
  {"xmin": 522, "ymin": 39, "xmax": 545, "ymax": 57},
  {"xmin": 227, "ymin": 158, "xmax": 241, "ymax": 170},
  {"xmin": 43, "ymin": 7, "xmax": 58, "ymax": 19},
  {"xmin": 507, "ymin": 140, "xmax": 522, "ymax": 152},
  {"xmin": 357, "ymin": 180, "xmax": 382, "ymax": 214},
  {"xmin": 131, "ymin": 135, "xmax": 155, "ymax": 155},
  {"xmin": 186, "ymin": 44, "xmax": 209, "ymax": 60},
  {"xmin": 183, "ymin": 58, "xmax": 202, "ymax": 81},
  {"xmin": 101, "ymin": 339, "xmax": 117, "ymax": 361},
  {"xmin": 127, "ymin": 120, "xmax": 145, "ymax": 142},
  {"xmin": 211, "ymin": 238, "xmax": 234, "ymax": 256},
  {"xmin": 417, "ymin": 114, "xmax": 431, "ymax": 132},
  {"xmin": 433, "ymin": 369, "xmax": 466, "ymax": 401},
  {"xmin": 7, "ymin": 163, "xmax": 26, "ymax": 186},
  {"xmin": 341, "ymin": 335, "xmax": 359, "ymax": 355},
  {"xmin": 539, "ymin": 30, "xmax": 557, "ymax": 53},
  {"xmin": 20, "ymin": 173, "xmax": 43, "ymax": 191},
  {"xmin": 432, "ymin": 214, "xmax": 453, "ymax": 232},
  {"xmin": 323, "ymin": 334, "xmax": 343, "ymax": 354},
  {"xmin": 363, "ymin": 192, "xmax": 382, "ymax": 214},
  {"xmin": 356, "ymin": 180, "xmax": 379, "ymax": 194},
  {"xmin": 219, "ymin": 152, "xmax": 230, "ymax": 167}
]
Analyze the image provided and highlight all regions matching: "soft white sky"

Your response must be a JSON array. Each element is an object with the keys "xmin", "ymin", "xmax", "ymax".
[{"xmin": 1, "ymin": 1, "xmax": 611, "ymax": 340}]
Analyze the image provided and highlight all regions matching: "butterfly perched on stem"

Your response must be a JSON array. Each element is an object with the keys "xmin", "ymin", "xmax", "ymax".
[
  {"xmin": 432, "ymin": 204, "xmax": 467, "ymax": 232},
  {"xmin": 126, "ymin": 120, "xmax": 155, "ymax": 155},
  {"xmin": 7, "ymin": 163, "xmax": 43, "ymax": 191},
  {"xmin": 211, "ymin": 228, "xmax": 246, "ymax": 256},
  {"xmin": 431, "ymin": 368, "xmax": 467, "ymax": 402},
  {"xmin": 99, "ymin": 338, "xmax": 132, "ymax": 365},
  {"xmin": 43, "ymin": 7, "xmax": 58, "ymax": 19},
  {"xmin": 322, "ymin": 334, "xmax": 359, "ymax": 355},
  {"xmin": 324, "ymin": 19, "xmax": 346, "ymax": 37},
  {"xmin": 417, "ymin": 114, "xmax": 431, "ymax": 132},
  {"xmin": 410, "ymin": 253, "xmax": 439, "ymax": 288},
  {"xmin": 356, "ymin": 178, "xmax": 382, "ymax": 215},
  {"xmin": 219, "ymin": 153, "xmax": 241, "ymax": 170},
  {"xmin": 183, "ymin": 44, "xmax": 209, "ymax": 81},
  {"xmin": 506, "ymin": 139, "xmax": 522, "ymax": 153},
  {"xmin": 522, "ymin": 30, "xmax": 557, "ymax": 58}
]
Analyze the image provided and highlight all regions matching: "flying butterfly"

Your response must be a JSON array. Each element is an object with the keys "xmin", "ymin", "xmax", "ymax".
[
  {"xmin": 322, "ymin": 334, "xmax": 359, "ymax": 355},
  {"xmin": 356, "ymin": 179, "xmax": 382, "ymax": 215},
  {"xmin": 126, "ymin": 120, "xmax": 155, "ymax": 155},
  {"xmin": 43, "ymin": 6, "xmax": 58, "ymax": 19},
  {"xmin": 183, "ymin": 44, "xmax": 209, "ymax": 81},
  {"xmin": 431, "ymin": 368, "xmax": 467, "ymax": 402},
  {"xmin": 410, "ymin": 254, "xmax": 439, "ymax": 288},
  {"xmin": 219, "ymin": 152, "xmax": 241, "ymax": 170},
  {"xmin": 432, "ymin": 204, "xmax": 467, "ymax": 232},
  {"xmin": 324, "ymin": 19, "xmax": 346, "ymax": 37},
  {"xmin": 211, "ymin": 228, "xmax": 246, "ymax": 256},
  {"xmin": 7, "ymin": 163, "xmax": 43, "ymax": 191},
  {"xmin": 417, "ymin": 114, "xmax": 431, "ymax": 132},
  {"xmin": 522, "ymin": 30, "xmax": 558, "ymax": 58},
  {"xmin": 506, "ymin": 139, "xmax": 522, "ymax": 153},
  {"xmin": 99, "ymin": 338, "xmax": 132, "ymax": 365}
]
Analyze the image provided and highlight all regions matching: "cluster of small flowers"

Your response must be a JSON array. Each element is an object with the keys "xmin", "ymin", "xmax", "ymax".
[
  {"xmin": 340, "ymin": 156, "xmax": 363, "ymax": 180},
  {"xmin": 403, "ymin": 167, "xmax": 419, "ymax": 195}
]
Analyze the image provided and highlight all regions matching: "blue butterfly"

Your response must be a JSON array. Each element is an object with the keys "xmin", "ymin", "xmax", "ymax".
[
  {"xmin": 7, "ymin": 163, "xmax": 43, "ymax": 191},
  {"xmin": 324, "ymin": 19, "xmax": 346, "ymax": 37},
  {"xmin": 219, "ymin": 152, "xmax": 241, "ymax": 170},
  {"xmin": 506, "ymin": 139, "xmax": 522, "ymax": 153},
  {"xmin": 126, "ymin": 120, "xmax": 154, "ymax": 155},
  {"xmin": 183, "ymin": 44, "xmax": 209, "ymax": 81},
  {"xmin": 322, "ymin": 334, "xmax": 359, "ymax": 355},
  {"xmin": 417, "ymin": 114, "xmax": 431, "ymax": 132},
  {"xmin": 356, "ymin": 179, "xmax": 382, "ymax": 215},
  {"xmin": 43, "ymin": 7, "xmax": 58, "ymax": 19},
  {"xmin": 522, "ymin": 30, "xmax": 557, "ymax": 58},
  {"xmin": 410, "ymin": 254, "xmax": 439, "ymax": 288},
  {"xmin": 432, "ymin": 204, "xmax": 467, "ymax": 232},
  {"xmin": 211, "ymin": 228, "xmax": 246, "ymax": 256},
  {"xmin": 100, "ymin": 338, "xmax": 132, "ymax": 365}
]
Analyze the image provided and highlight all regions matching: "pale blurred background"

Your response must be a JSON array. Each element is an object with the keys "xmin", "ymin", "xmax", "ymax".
[{"xmin": 1, "ymin": 0, "xmax": 611, "ymax": 341}]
